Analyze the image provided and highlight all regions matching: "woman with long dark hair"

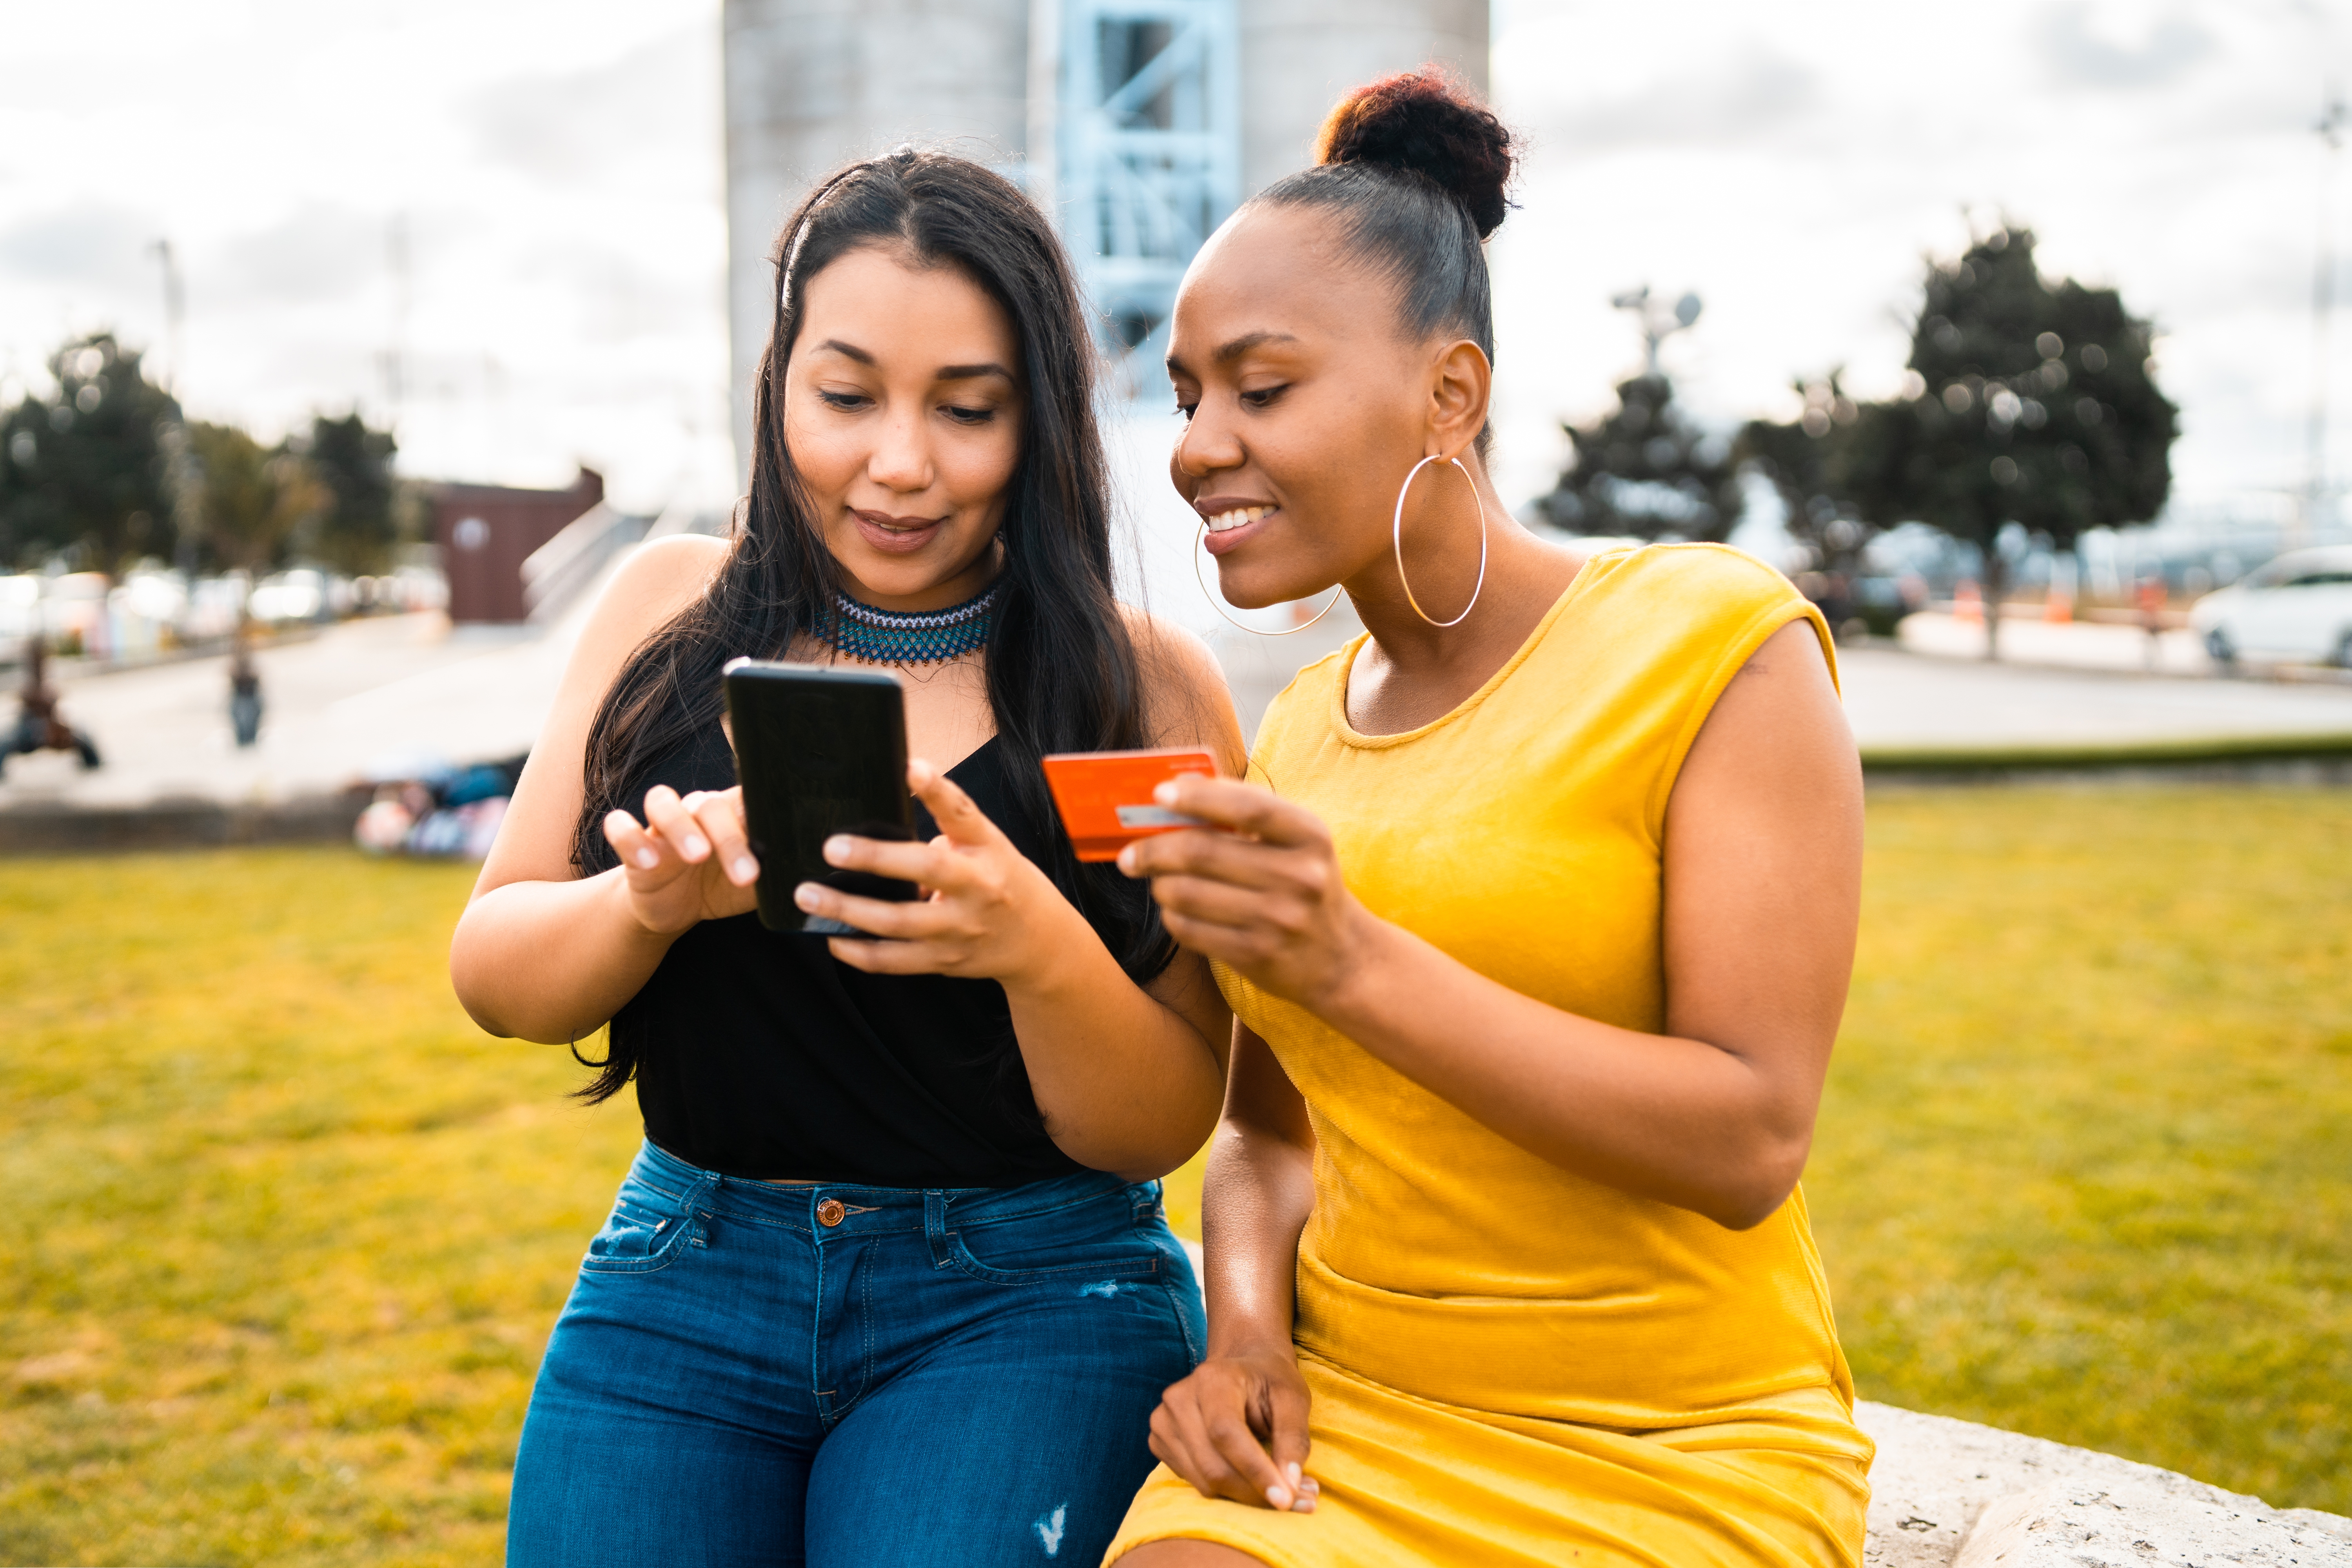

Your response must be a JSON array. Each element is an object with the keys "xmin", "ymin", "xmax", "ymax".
[
  {"xmin": 1105, "ymin": 73, "xmax": 1873, "ymax": 1566},
  {"xmin": 452, "ymin": 150, "xmax": 1243, "ymax": 1567}
]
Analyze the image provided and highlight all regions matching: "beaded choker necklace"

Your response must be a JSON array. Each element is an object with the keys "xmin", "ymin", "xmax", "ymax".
[{"xmin": 828, "ymin": 583, "xmax": 999, "ymax": 667}]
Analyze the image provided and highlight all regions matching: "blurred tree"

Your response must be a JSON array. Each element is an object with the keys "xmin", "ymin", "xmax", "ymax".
[
  {"xmin": 189, "ymin": 422, "xmax": 328, "ymax": 572},
  {"xmin": 1532, "ymin": 372, "xmax": 1744, "ymax": 543},
  {"xmin": 0, "ymin": 334, "xmax": 178, "ymax": 572},
  {"xmin": 1761, "ymin": 225, "xmax": 2177, "ymax": 658},
  {"xmin": 1735, "ymin": 372, "xmax": 1875, "ymax": 577},
  {"xmin": 296, "ymin": 412, "xmax": 399, "ymax": 573}
]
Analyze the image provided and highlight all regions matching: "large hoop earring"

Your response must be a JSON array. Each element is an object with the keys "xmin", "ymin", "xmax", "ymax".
[
  {"xmin": 1193, "ymin": 519, "xmax": 1344, "ymax": 636},
  {"xmin": 1392, "ymin": 456, "xmax": 1490, "ymax": 629}
]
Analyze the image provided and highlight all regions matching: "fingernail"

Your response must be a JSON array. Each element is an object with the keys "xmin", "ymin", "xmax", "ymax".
[
  {"xmin": 635, "ymin": 849, "xmax": 659, "ymax": 869},
  {"xmin": 1153, "ymin": 782, "xmax": 1178, "ymax": 805},
  {"xmin": 824, "ymin": 836, "xmax": 851, "ymax": 864},
  {"xmin": 1286, "ymin": 1463, "xmax": 1302, "ymax": 1487},
  {"xmin": 794, "ymin": 884, "xmax": 818, "ymax": 910},
  {"xmin": 1116, "ymin": 846, "xmax": 1136, "ymax": 873},
  {"xmin": 682, "ymin": 834, "xmax": 708, "ymax": 859},
  {"xmin": 1294, "ymin": 1494, "xmax": 1316, "ymax": 1513},
  {"xmin": 733, "ymin": 857, "xmax": 757, "ymax": 882},
  {"xmin": 1265, "ymin": 1486, "xmax": 1290, "ymax": 1510}
]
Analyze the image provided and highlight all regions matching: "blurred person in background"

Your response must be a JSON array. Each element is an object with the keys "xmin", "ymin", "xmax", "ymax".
[
  {"xmin": 2137, "ymin": 573, "xmax": 2169, "ymax": 669},
  {"xmin": 450, "ymin": 151, "xmax": 1244, "ymax": 1567},
  {"xmin": 2, "ymin": 634, "xmax": 102, "ymax": 775},
  {"xmin": 1109, "ymin": 72, "xmax": 1871, "ymax": 1568},
  {"xmin": 227, "ymin": 622, "xmax": 263, "ymax": 748}
]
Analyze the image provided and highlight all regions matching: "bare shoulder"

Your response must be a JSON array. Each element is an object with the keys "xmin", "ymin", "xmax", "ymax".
[
  {"xmin": 586, "ymin": 533, "xmax": 730, "ymax": 649},
  {"xmin": 1680, "ymin": 618, "xmax": 1855, "ymax": 805},
  {"xmin": 1733, "ymin": 615, "xmax": 1834, "ymax": 679},
  {"xmin": 468, "ymin": 534, "xmax": 732, "ymax": 897},
  {"xmin": 1120, "ymin": 604, "xmax": 1223, "ymax": 690},
  {"xmin": 1120, "ymin": 606, "xmax": 1246, "ymax": 771}
]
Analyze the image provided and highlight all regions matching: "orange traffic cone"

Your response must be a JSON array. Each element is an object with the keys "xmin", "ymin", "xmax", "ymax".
[{"xmin": 1952, "ymin": 580, "xmax": 1984, "ymax": 626}]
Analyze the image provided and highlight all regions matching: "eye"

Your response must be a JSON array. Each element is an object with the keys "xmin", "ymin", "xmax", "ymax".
[
  {"xmin": 1240, "ymin": 385, "xmax": 1287, "ymax": 410},
  {"xmin": 1174, "ymin": 401, "xmax": 1198, "ymax": 423},
  {"xmin": 817, "ymin": 390, "xmax": 871, "ymax": 412},
  {"xmin": 941, "ymin": 403, "xmax": 996, "ymax": 426}
]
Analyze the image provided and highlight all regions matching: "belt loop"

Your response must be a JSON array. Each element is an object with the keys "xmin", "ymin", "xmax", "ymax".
[
  {"xmin": 688, "ymin": 1172, "xmax": 719, "ymax": 1249},
  {"xmin": 922, "ymin": 1189, "xmax": 953, "ymax": 1269}
]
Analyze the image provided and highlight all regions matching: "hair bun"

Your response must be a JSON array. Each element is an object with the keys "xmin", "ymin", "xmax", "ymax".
[{"xmin": 1313, "ymin": 68, "xmax": 1516, "ymax": 239}]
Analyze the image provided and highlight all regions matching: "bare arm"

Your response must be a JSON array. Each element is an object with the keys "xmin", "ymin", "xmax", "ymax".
[
  {"xmin": 803, "ymin": 616, "xmax": 1250, "ymax": 1178},
  {"xmin": 449, "ymin": 535, "xmax": 734, "ymax": 1042},
  {"xmin": 1125, "ymin": 619, "xmax": 1862, "ymax": 1229},
  {"xmin": 1146, "ymin": 1022, "xmax": 1322, "ymax": 1514}
]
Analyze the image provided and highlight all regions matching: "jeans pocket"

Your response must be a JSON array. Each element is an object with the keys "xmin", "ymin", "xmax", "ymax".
[
  {"xmin": 580, "ymin": 1181, "xmax": 695, "ymax": 1276},
  {"xmin": 946, "ymin": 1196, "xmax": 1170, "ymax": 1288}
]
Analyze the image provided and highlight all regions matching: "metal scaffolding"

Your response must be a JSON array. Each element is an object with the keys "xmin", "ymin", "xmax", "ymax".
[{"xmin": 1035, "ymin": 0, "xmax": 1239, "ymax": 396}]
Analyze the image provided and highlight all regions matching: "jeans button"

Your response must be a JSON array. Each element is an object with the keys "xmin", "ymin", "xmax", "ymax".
[{"xmin": 817, "ymin": 1198, "xmax": 846, "ymax": 1227}]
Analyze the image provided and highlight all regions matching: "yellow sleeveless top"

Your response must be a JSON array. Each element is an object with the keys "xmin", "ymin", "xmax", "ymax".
[{"xmin": 1109, "ymin": 544, "xmax": 1872, "ymax": 1568}]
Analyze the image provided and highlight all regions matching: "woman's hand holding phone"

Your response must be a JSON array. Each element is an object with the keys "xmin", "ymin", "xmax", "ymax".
[
  {"xmin": 603, "ymin": 784, "xmax": 762, "ymax": 937},
  {"xmin": 795, "ymin": 760, "xmax": 1092, "ymax": 983}
]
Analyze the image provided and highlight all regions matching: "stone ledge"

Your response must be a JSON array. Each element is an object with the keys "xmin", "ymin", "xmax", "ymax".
[
  {"xmin": 1134, "ymin": 1249, "xmax": 2352, "ymax": 1565},
  {"xmin": 1860, "ymin": 1401, "xmax": 2352, "ymax": 1567},
  {"xmin": 0, "ymin": 790, "xmax": 367, "ymax": 856}
]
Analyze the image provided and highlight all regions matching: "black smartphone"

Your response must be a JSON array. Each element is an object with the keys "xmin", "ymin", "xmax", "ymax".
[{"xmin": 722, "ymin": 659, "xmax": 920, "ymax": 934}]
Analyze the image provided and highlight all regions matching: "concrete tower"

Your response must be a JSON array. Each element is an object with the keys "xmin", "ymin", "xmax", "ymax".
[
  {"xmin": 721, "ymin": 0, "xmax": 1490, "ymax": 479},
  {"xmin": 721, "ymin": 0, "xmax": 1033, "ymax": 474},
  {"xmin": 1240, "ymin": 1, "xmax": 1488, "ymax": 200}
]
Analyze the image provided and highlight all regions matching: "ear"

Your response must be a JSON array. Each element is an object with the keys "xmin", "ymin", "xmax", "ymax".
[{"xmin": 1425, "ymin": 339, "xmax": 1492, "ymax": 461}]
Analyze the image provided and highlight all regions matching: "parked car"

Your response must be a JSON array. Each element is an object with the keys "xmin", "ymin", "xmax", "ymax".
[{"xmin": 2189, "ymin": 546, "xmax": 2352, "ymax": 666}]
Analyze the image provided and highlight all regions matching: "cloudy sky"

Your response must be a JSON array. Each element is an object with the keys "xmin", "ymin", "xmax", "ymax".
[
  {"xmin": 1485, "ymin": 0, "xmax": 2352, "ymax": 517},
  {"xmin": 0, "ymin": 0, "xmax": 732, "ymax": 513},
  {"xmin": 2, "ymin": 0, "xmax": 2345, "ymax": 520}
]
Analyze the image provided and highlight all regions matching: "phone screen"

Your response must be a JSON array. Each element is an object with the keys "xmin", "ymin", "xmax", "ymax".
[{"xmin": 723, "ymin": 659, "xmax": 919, "ymax": 933}]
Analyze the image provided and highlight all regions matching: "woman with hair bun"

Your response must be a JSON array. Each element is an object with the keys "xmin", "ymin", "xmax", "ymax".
[{"xmin": 1108, "ymin": 71, "xmax": 1873, "ymax": 1566}]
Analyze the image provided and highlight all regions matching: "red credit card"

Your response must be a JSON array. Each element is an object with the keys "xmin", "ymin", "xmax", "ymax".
[{"xmin": 1041, "ymin": 748, "xmax": 1219, "ymax": 862}]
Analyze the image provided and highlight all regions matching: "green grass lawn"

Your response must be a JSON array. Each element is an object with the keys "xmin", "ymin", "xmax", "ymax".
[
  {"xmin": 1811, "ymin": 786, "xmax": 2350, "ymax": 1512},
  {"xmin": 1, "ymin": 787, "xmax": 2345, "ymax": 1563}
]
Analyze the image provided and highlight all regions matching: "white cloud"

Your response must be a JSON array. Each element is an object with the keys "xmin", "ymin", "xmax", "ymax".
[
  {"xmin": 0, "ymin": 0, "xmax": 730, "ymax": 511},
  {"xmin": 1487, "ymin": 0, "xmax": 2352, "ymax": 510},
  {"xmin": 3, "ymin": 0, "xmax": 2345, "ymax": 522}
]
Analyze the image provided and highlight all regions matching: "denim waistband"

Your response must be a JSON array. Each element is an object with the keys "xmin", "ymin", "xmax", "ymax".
[{"xmin": 631, "ymin": 1138, "xmax": 1151, "ymax": 1238}]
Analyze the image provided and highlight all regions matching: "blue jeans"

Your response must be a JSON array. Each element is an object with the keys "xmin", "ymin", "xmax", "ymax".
[{"xmin": 507, "ymin": 1140, "xmax": 1204, "ymax": 1567}]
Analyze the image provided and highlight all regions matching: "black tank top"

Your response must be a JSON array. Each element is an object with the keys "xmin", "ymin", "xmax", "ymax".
[{"xmin": 603, "ymin": 717, "xmax": 1140, "ymax": 1186}]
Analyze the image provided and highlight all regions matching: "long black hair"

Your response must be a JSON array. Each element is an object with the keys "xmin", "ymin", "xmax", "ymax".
[{"xmin": 568, "ymin": 149, "xmax": 1172, "ymax": 1103}]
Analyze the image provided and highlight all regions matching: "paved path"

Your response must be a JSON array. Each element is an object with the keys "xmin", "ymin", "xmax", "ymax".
[
  {"xmin": 1840, "ymin": 645, "xmax": 2352, "ymax": 750},
  {"xmin": 0, "ymin": 612, "xmax": 574, "ymax": 811},
  {"xmin": 8, "ymin": 592, "xmax": 2351, "ymax": 817},
  {"xmin": 1896, "ymin": 610, "xmax": 2218, "ymax": 677},
  {"xmin": 1212, "ymin": 608, "xmax": 2352, "ymax": 755}
]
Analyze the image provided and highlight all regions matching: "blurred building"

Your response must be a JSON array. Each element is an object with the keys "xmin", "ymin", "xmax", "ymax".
[
  {"xmin": 720, "ymin": 0, "xmax": 1489, "ymax": 475},
  {"xmin": 430, "ymin": 468, "xmax": 604, "ymax": 624}
]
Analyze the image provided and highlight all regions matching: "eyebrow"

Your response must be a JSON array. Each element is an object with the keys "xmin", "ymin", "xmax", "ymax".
[
  {"xmin": 812, "ymin": 339, "xmax": 1014, "ymax": 383},
  {"xmin": 1213, "ymin": 330, "xmax": 1299, "ymax": 364},
  {"xmin": 1168, "ymin": 329, "xmax": 1302, "ymax": 377}
]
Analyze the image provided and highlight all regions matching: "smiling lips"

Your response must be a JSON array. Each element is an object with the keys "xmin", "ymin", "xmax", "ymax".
[
  {"xmin": 852, "ymin": 508, "xmax": 946, "ymax": 555},
  {"xmin": 1203, "ymin": 504, "xmax": 1273, "ymax": 534},
  {"xmin": 1199, "ymin": 502, "xmax": 1275, "ymax": 556}
]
